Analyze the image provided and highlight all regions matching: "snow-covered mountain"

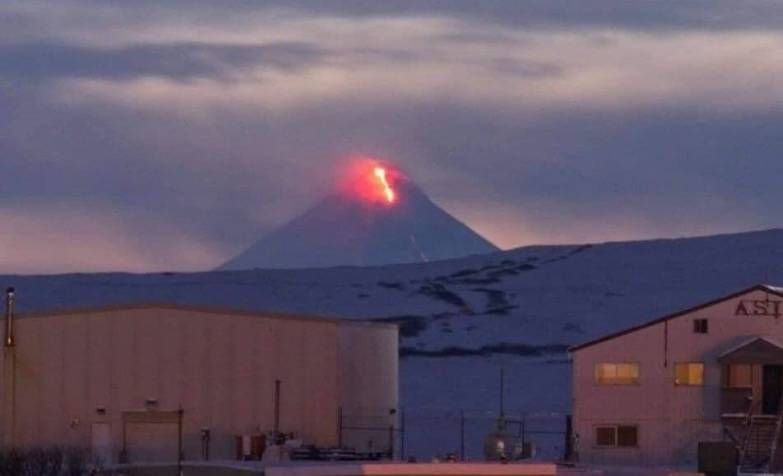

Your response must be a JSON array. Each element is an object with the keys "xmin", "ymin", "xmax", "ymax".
[
  {"xmin": 218, "ymin": 161, "xmax": 498, "ymax": 270},
  {"xmin": 3, "ymin": 228, "xmax": 783, "ymax": 458}
]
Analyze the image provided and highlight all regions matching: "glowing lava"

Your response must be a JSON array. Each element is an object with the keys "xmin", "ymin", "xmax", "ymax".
[
  {"xmin": 373, "ymin": 166, "xmax": 396, "ymax": 204},
  {"xmin": 339, "ymin": 157, "xmax": 403, "ymax": 206}
]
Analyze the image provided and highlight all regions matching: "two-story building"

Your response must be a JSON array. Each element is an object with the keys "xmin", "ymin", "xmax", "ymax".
[{"xmin": 570, "ymin": 284, "xmax": 783, "ymax": 470}]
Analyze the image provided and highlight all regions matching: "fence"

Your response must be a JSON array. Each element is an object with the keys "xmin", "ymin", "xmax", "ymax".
[{"xmin": 339, "ymin": 407, "xmax": 570, "ymax": 462}]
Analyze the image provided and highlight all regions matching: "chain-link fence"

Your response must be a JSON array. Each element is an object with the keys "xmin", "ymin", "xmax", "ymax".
[{"xmin": 339, "ymin": 407, "xmax": 570, "ymax": 462}]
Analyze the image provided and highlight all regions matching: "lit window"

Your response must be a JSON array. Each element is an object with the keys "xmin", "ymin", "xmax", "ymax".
[
  {"xmin": 674, "ymin": 363, "xmax": 704, "ymax": 386},
  {"xmin": 693, "ymin": 319, "xmax": 708, "ymax": 334},
  {"xmin": 726, "ymin": 364, "xmax": 752, "ymax": 388},
  {"xmin": 595, "ymin": 425, "xmax": 638, "ymax": 447},
  {"xmin": 595, "ymin": 363, "xmax": 639, "ymax": 385}
]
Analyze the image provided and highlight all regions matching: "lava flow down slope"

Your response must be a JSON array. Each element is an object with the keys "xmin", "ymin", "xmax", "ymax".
[{"xmin": 218, "ymin": 158, "xmax": 498, "ymax": 270}]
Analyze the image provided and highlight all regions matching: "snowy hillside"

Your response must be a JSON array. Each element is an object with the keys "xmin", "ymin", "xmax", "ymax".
[
  {"xmin": 3, "ymin": 228, "xmax": 783, "ymax": 458},
  {"xmin": 7, "ymin": 228, "xmax": 783, "ymax": 353}
]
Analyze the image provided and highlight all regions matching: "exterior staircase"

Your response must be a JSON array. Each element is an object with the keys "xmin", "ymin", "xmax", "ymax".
[{"xmin": 740, "ymin": 415, "xmax": 780, "ymax": 472}]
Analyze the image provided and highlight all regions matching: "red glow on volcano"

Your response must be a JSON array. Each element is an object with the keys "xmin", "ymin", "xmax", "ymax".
[{"xmin": 340, "ymin": 157, "xmax": 403, "ymax": 206}]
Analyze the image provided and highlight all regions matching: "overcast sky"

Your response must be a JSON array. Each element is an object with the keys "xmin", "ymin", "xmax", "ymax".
[{"xmin": 2, "ymin": 1, "xmax": 783, "ymax": 273}]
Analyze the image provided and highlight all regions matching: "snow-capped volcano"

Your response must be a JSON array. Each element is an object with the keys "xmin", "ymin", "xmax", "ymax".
[{"xmin": 218, "ymin": 160, "xmax": 498, "ymax": 270}]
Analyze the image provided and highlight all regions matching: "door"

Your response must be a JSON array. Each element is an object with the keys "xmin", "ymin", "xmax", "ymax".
[
  {"xmin": 91, "ymin": 423, "xmax": 113, "ymax": 465},
  {"xmin": 762, "ymin": 365, "xmax": 783, "ymax": 414},
  {"xmin": 125, "ymin": 423, "xmax": 179, "ymax": 463}
]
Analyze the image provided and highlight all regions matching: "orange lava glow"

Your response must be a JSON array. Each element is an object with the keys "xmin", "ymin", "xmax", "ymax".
[{"xmin": 340, "ymin": 157, "xmax": 403, "ymax": 206}]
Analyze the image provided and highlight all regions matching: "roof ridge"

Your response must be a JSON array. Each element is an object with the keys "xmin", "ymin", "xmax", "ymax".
[
  {"xmin": 17, "ymin": 301, "xmax": 395, "ymax": 328},
  {"xmin": 569, "ymin": 283, "xmax": 783, "ymax": 352}
]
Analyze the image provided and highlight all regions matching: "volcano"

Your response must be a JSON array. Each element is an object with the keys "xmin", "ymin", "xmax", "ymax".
[{"xmin": 218, "ymin": 160, "xmax": 498, "ymax": 270}]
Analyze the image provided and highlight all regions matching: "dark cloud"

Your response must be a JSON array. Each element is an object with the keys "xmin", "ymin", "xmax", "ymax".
[
  {"xmin": 3, "ymin": 83, "xmax": 782, "ymax": 268},
  {"xmin": 0, "ymin": 41, "xmax": 326, "ymax": 82},
  {"xmin": 285, "ymin": 0, "xmax": 783, "ymax": 31},
  {"xmin": 82, "ymin": 0, "xmax": 783, "ymax": 31}
]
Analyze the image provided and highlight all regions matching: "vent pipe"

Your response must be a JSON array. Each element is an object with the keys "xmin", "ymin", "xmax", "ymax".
[{"xmin": 4, "ymin": 287, "xmax": 14, "ymax": 347}]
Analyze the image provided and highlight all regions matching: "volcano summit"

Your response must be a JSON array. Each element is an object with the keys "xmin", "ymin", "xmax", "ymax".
[{"xmin": 218, "ymin": 160, "xmax": 498, "ymax": 270}]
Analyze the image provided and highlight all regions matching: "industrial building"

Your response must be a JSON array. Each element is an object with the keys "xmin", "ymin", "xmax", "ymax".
[
  {"xmin": 0, "ymin": 289, "xmax": 398, "ymax": 464},
  {"xmin": 570, "ymin": 284, "xmax": 783, "ymax": 471}
]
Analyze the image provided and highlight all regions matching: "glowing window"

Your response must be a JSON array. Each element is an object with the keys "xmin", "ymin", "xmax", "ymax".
[
  {"xmin": 674, "ymin": 363, "xmax": 704, "ymax": 386},
  {"xmin": 595, "ymin": 363, "xmax": 639, "ymax": 385},
  {"xmin": 726, "ymin": 364, "xmax": 753, "ymax": 388}
]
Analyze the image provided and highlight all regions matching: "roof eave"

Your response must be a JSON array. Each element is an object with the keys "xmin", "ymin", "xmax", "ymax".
[{"xmin": 569, "ymin": 284, "xmax": 783, "ymax": 353}]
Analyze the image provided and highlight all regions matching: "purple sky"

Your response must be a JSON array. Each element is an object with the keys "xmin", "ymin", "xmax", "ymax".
[{"xmin": 2, "ymin": 1, "xmax": 783, "ymax": 273}]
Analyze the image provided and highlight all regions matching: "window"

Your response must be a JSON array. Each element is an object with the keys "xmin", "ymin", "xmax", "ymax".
[
  {"xmin": 675, "ymin": 362, "xmax": 704, "ymax": 386},
  {"xmin": 595, "ymin": 425, "xmax": 638, "ymax": 447},
  {"xmin": 726, "ymin": 364, "xmax": 753, "ymax": 388},
  {"xmin": 693, "ymin": 319, "xmax": 708, "ymax": 334},
  {"xmin": 595, "ymin": 427, "xmax": 615, "ymax": 446},
  {"xmin": 595, "ymin": 363, "xmax": 639, "ymax": 385}
]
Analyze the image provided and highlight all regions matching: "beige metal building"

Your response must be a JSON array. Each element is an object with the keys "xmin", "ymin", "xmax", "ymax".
[
  {"xmin": 0, "ymin": 294, "xmax": 398, "ymax": 464},
  {"xmin": 570, "ymin": 284, "xmax": 783, "ymax": 470}
]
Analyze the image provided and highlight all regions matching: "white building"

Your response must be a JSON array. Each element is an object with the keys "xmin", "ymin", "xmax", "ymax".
[
  {"xmin": 0, "ymin": 295, "xmax": 398, "ymax": 464},
  {"xmin": 570, "ymin": 284, "xmax": 783, "ymax": 470}
]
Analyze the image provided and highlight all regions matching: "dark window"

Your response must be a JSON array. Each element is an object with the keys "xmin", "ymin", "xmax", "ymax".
[
  {"xmin": 617, "ymin": 426, "xmax": 638, "ymax": 447},
  {"xmin": 595, "ymin": 425, "xmax": 638, "ymax": 447},
  {"xmin": 693, "ymin": 319, "xmax": 708, "ymax": 334},
  {"xmin": 595, "ymin": 427, "xmax": 616, "ymax": 446}
]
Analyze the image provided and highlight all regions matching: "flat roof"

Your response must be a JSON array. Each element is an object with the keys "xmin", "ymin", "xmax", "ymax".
[
  {"xmin": 569, "ymin": 284, "xmax": 783, "ymax": 352},
  {"xmin": 17, "ymin": 302, "xmax": 397, "ymax": 329}
]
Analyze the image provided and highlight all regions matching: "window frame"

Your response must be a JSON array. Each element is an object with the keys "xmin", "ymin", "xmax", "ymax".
[
  {"xmin": 674, "ymin": 362, "xmax": 705, "ymax": 386},
  {"xmin": 594, "ymin": 362, "xmax": 640, "ymax": 386},
  {"xmin": 593, "ymin": 424, "xmax": 639, "ymax": 448},
  {"xmin": 693, "ymin": 318, "xmax": 708, "ymax": 334},
  {"xmin": 725, "ymin": 363, "xmax": 753, "ymax": 389}
]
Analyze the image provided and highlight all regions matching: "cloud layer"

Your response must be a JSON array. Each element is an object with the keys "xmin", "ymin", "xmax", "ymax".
[{"xmin": 1, "ymin": 1, "xmax": 782, "ymax": 273}]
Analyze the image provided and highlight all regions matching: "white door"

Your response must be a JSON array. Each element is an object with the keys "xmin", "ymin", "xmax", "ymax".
[{"xmin": 91, "ymin": 423, "xmax": 113, "ymax": 465}]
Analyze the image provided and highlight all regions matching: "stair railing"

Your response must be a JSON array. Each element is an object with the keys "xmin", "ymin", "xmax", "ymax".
[
  {"xmin": 765, "ymin": 394, "xmax": 783, "ymax": 472},
  {"xmin": 740, "ymin": 398, "xmax": 762, "ymax": 469}
]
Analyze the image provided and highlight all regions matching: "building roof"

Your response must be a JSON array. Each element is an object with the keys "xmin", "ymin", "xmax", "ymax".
[
  {"xmin": 718, "ymin": 336, "xmax": 783, "ymax": 359},
  {"xmin": 17, "ymin": 302, "xmax": 397, "ymax": 329},
  {"xmin": 569, "ymin": 284, "xmax": 783, "ymax": 352},
  {"xmin": 718, "ymin": 336, "xmax": 783, "ymax": 364}
]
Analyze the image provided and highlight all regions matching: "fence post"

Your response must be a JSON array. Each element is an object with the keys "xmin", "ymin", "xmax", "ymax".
[
  {"xmin": 521, "ymin": 415, "xmax": 526, "ymax": 446},
  {"xmin": 177, "ymin": 407, "xmax": 184, "ymax": 476},
  {"xmin": 564, "ymin": 414, "xmax": 573, "ymax": 461},
  {"xmin": 274, "ymin": 380, "xmax": 281, "ymax": 435},
  {"xmin": 388, "ymin": 424, "xmax": 395, "ymax": 459},
  {"xmin": 460, "ymin": 409, "xmax": 465, "ymax": 461},
  {"xmin": 401, "ymin": 408, "xmax": 406, "ymax": 460},
  {"xmin": 338, "ymin": 407, "xmax": 343, "ymax": 447}
]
